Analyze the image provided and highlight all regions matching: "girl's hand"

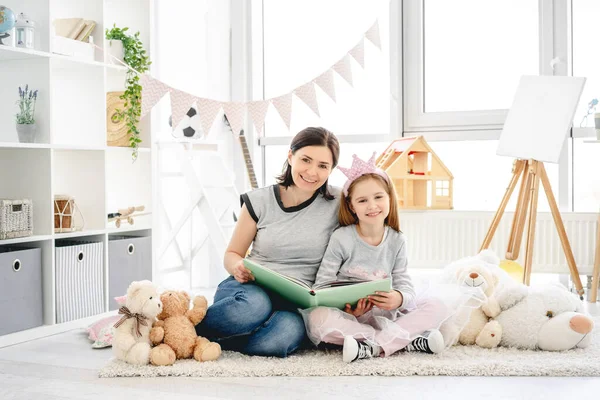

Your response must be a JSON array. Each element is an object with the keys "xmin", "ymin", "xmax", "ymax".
[
  {"xmin": 344, "ymin": 298, "xmax": 373, "ymax": 317},
  {"xmin": 368, "ymin": 290, "xmax": 403, "ymax": 310},
  {"xmin": 232, "ymin": 260, "xmax": 255, "ymax": 283}
]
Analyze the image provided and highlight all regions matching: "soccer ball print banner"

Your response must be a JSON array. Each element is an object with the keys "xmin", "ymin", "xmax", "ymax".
[{"xmin": 138, "ymin": 20, "xmax": 382, "ymax": 137}]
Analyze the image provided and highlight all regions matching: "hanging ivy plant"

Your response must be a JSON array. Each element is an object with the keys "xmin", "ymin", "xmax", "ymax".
[{"xmin": 105, "ymin": 24, "xmax": 151, "ymax": 161}]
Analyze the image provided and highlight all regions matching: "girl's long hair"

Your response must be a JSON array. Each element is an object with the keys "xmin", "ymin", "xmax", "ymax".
[
  {"xmin": 338, "ymin": 174, "xmax": 400, "ymax": 232},
  {"xmin": 276, "ymin": 127, "xmax": 340, "ymax": 200}
]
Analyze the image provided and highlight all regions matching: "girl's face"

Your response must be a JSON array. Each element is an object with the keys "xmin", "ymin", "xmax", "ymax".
[
  {"xmin": 349, "ymin": 178, "xmax": 390, "ymax": 227},
  {"xmin": 288, "ymin": 145, "xmax": 333, "ymax": 192}
]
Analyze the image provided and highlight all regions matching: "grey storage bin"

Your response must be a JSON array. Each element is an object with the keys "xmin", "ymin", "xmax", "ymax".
[
  {"xmin": 108, "ymin": 235, "xmax": 152, "ymax": 310},
  {"xmin": 55, "ymin": 240, "xmax": 104, "ymax": 323},
  {"xmin": 0, "ymin": 247, "xmax": 43, "ymax": 335}
]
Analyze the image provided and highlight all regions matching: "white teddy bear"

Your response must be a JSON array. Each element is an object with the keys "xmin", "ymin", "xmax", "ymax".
[
  {"xmin": 113, "ymin": 280, "xmax": 163, "ymax": 365},
  {"xmin": 439, "ymin": 250, "xmax": 513, "ymax": 348},
  {"xmin": 481, "ymin": 283, "xmax": 594, "ymax": 351}
]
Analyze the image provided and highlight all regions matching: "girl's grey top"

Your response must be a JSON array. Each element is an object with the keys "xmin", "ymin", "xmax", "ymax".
[
  {"xmin": 242, "ymin": 184, "xmax": 341, "ymax": 285},
  {"xmin": 315, "ymin": 225, "xmax": 416, "ymax": 310}
]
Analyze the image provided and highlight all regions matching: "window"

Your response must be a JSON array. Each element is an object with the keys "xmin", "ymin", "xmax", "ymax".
[
  {"xmin": 423, "ymin": 0, "xmax": 539, "ymax": 113},
  {"xmin": 435, "ymin": 181, "xmax": 449, "ymax": 197},
  {"xmin": 262, "ymin": 0, "xmax": 390, "ymax": 136},
  {"xmin": 573, "ymin": 0, "xmax": 600, "ymax": 128},
  {"xmin": 404, "ymin": 0, "xmax": 539, "ymax": 132}
]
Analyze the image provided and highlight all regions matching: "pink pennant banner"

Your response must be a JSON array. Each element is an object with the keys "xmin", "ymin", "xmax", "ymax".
[
  {"xmin": 140, "ymin": 74, "xmax": 170, "ymax": 119},
  {"xmin": 349, "ymin": 38, "xmax": 365, "ymax": 68},
  {"xmin": 272, "ymin": 93, "xmax": 293, "ymax": 129},
  {"xmin": 170, "ymin": 89, "xmax": 197, "ymax": 131},
  {"xmin": 294, "ymin": 82, "xmax": 320, "ymax": 117},
  {"xmin": 222, "ymin": 102, "xmax": 246, "ymax": 136},
  {"xmin": 247, "ymin": 100, "xmax": 270, "ymax": 136},
  {"xmin": 315, "ymin": 69, "xmax": 336, "ymax": 103},
  {"xmin": 196, "ymin": 98, "xmax": 222, "ymax": 135},
  {"xmin": 333, "ymin": 55, "xmax": 353, "ymax": 87},
  {"xmin": 365, "ymin": 20, "xmax": 381, "ymax": 49}
]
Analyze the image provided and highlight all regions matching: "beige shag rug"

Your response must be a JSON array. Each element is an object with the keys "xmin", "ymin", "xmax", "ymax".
[{"xmin": 100, "ymin": 319, "xmax": 600, "ymax": 378}]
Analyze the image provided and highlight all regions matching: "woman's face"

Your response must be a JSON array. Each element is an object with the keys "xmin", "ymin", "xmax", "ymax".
[{"xmin": 288, "ymin": 145, "xmax": 333, "ymax": 192}]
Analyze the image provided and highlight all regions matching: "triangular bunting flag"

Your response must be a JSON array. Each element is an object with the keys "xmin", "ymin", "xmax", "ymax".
[
  {"xmin": 170, "ymin": 89, "xmax": 197, "ymax": 130},
  {"xmin": 222, "ymin": 102, "xmax": 246, "ymax": 136},
  {"xmin": 333, "ymin": 55, "xmax": 353, "ymax": 87},
  {"xmin": 294, "ymin": 82, "xmax": 320, "ymax": 117},
  {"xmin": 247, "ymin": 100, "xmax": 270, "ymax": 136},
  {"xmin": 196, "ymin": 98, "xmax": 222, "ymax": 135},
  {"xmin": 315, "ymin": 70, "xmax": 336, "ymax": 103},
  {"xmin": 272, "ymin": 93, "xmax": 293, "ymax": 129},
  {"xmin": 140, "ymin": 74, "xmax": 170, "ymax": 119},
  {"xmin": 349, "ymin": 38, "xmax": 365, "ymax": 68},
  {"xmin": 365, "ymin": 20, "xmax": 381, "ymax": 49}
]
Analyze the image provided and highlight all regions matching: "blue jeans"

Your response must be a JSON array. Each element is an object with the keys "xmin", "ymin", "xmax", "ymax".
[{"xmin": 195, "ymin": 276, "xmax": 307, "ymax": 358}]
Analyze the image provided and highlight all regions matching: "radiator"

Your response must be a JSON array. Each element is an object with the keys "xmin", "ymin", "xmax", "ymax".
[{"xmin": 399, "ymin": 211, "xmax": 599, "ymax": 275}]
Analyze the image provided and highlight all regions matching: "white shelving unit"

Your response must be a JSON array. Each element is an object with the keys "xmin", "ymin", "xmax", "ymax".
[{"xmin": 0, "ymin": 0, "xmax": 154, "ymax": 347}]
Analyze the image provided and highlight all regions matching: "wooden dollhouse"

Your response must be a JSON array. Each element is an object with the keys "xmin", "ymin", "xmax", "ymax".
[{"xmin": 376, "ymin": 136, "xmax": 453, "ymax": 210}]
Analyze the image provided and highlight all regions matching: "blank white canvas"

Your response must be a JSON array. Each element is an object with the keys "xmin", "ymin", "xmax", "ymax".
[{"xmin": 496, "ymin": 75, "xmax": 586, "ymax": 163}]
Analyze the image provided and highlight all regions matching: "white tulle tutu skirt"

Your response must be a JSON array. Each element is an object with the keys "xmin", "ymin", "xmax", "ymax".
[{"xmin": 301, "ymin": 280, "xmax": 486, "ymax": 351}]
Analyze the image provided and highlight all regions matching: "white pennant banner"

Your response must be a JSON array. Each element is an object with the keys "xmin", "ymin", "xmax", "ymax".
[
  {"xmin": 315, "ymin": 69, "xmax": 337, "ymax": 103},
  {"xmin": 140, "ymin": 74, "xmax": 170, "ymax": 119},
  {"xmin": 272, "ymin": 93, "xmax": 293, "ymax": 129},
  {"xmin": 247, "ymin": 100, "xmax": 270, "ymax": 136},
  {"xmin": 170, "ymin": 90, "xmax": 197, "ymax": 131},
  {"xmin": 365, "ymin": 20, "xmax": 381, "ymax": 49},
  {"xmin": 349, "ymin": 38, "xmax": 365, "ymax": 68},
  {"xmin": 333, "ymin": 55, "xmax": 353, "ymax": 87},
  {"xmin": 196, "ymin": 98, "xmax": 222, "ymax": 135},
  {"xmin": 294, "ymin": 82, "xmax": 320, "ymax": 117},
  {"xmin": 222, "ymin": 102, "xmax": 246, "ymax": 136}
]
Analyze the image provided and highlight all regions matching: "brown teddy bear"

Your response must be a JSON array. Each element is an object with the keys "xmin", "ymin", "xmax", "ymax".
[{"xmin": 149, "ymin": 291, "xmax": 221, "ymax": 366}]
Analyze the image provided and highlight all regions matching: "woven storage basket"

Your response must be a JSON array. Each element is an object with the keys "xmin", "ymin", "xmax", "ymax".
[{"xmin": 0, "ymin": 199, "xmax": 33, "ymax": 240}]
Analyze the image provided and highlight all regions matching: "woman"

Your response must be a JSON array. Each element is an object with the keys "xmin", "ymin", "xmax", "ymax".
[{"xmin": 195, "ymin": 126, "xmax": 341, "ymax": 357}]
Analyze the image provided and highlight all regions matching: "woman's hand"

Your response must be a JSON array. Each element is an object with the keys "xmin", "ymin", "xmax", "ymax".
[
  {"xmin": 232, "ymin": 260, "xmax": 255, "ymax": 283},
  {"xmin": 368, "ymin": 290, "xmax": 403, "ymax": 311},
  {"xmin": 344, "ymin": 298, "xmax": 373, "ymax": 317}
]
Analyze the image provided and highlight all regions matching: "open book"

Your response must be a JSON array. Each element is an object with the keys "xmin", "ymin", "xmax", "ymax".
[{"xmin": 243, "ymin": 259, "xmax": 392, "ymax": 310}]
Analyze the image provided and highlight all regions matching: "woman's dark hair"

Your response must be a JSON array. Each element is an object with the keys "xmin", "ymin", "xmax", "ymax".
[{"xmin": 276, "ymin": 127, "xmax": 340, "ymax": 200}]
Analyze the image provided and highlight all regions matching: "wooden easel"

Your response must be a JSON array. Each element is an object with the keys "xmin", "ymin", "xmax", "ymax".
[{"xmin": 480, "ymin": 158, "xmax": 585, "ymax": 298}]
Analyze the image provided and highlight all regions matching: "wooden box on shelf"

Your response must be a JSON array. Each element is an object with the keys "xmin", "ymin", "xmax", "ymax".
[
  {"xmin": 0, "ymin": 199, "xmax": 33, "ymax": 240},
  {"xmin": 106, "ymin": 91, "xmax": 133, "ymax": 147}
]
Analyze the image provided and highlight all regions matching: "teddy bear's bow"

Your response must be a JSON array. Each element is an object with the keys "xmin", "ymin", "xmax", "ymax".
[{"xmin": 114, "ymin": 306, "xmax": 149, "ymax": 337}]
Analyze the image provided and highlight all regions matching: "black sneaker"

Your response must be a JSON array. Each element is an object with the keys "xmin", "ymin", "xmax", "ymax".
[
  {"xmin": 342, "ymin": 336, "xmax": 381, "ymax": 363},
  {"xmin": 405, "ymin": 329, "xmax": 444, "ymax": 354}
]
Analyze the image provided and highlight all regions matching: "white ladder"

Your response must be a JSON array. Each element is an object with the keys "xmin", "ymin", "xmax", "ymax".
[{"xmin": 155, "ymin": 141, "xmax": 239, "ymax": 289}]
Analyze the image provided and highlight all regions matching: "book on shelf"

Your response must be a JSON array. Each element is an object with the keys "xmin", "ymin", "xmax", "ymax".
[
  {"xmin": 243, "ymin": 258, "xmax": 392, "ymax": 309},
  {"xmin": 53, "ymin": 18, "xmax": 97, "ymax": 43}
]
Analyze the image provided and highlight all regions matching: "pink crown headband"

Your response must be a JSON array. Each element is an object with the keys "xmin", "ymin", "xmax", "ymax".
[{"xmin": 338, "ymin": 152, "xmax": 390, "ymax": 196}]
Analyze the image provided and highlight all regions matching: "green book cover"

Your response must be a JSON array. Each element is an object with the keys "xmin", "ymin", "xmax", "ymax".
[{"xmin": 243, "ymin": 259, "xmax": 392, "ymax": 310}]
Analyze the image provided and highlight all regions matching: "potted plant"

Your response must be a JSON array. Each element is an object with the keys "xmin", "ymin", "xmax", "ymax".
[
  {"xmin": 15, "ymin": 84, "xmax": 38, "ymax": 143},
  {"xmin": 105, "ymin": 24, "xmax": 151, "ymax": 161}
]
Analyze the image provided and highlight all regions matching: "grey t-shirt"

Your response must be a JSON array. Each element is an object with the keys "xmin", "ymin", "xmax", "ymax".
[
  {"xmin": 242, "ymin": 184, "xmax": 341, "ymax": 285},
  {"xmin": 315, "ymin": 225, "xmax": 416, "ymax": 310}
]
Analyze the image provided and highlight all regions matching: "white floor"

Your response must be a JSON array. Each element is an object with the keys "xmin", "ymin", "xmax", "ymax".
[{"xmin": 0, "ymin": 286, "xmax": 599, "ymax": 399}]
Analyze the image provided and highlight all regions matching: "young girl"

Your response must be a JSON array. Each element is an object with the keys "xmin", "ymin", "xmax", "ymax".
[{"xmin": 305, "ymin": 153, "xmax": 480, "ymax": 363}]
